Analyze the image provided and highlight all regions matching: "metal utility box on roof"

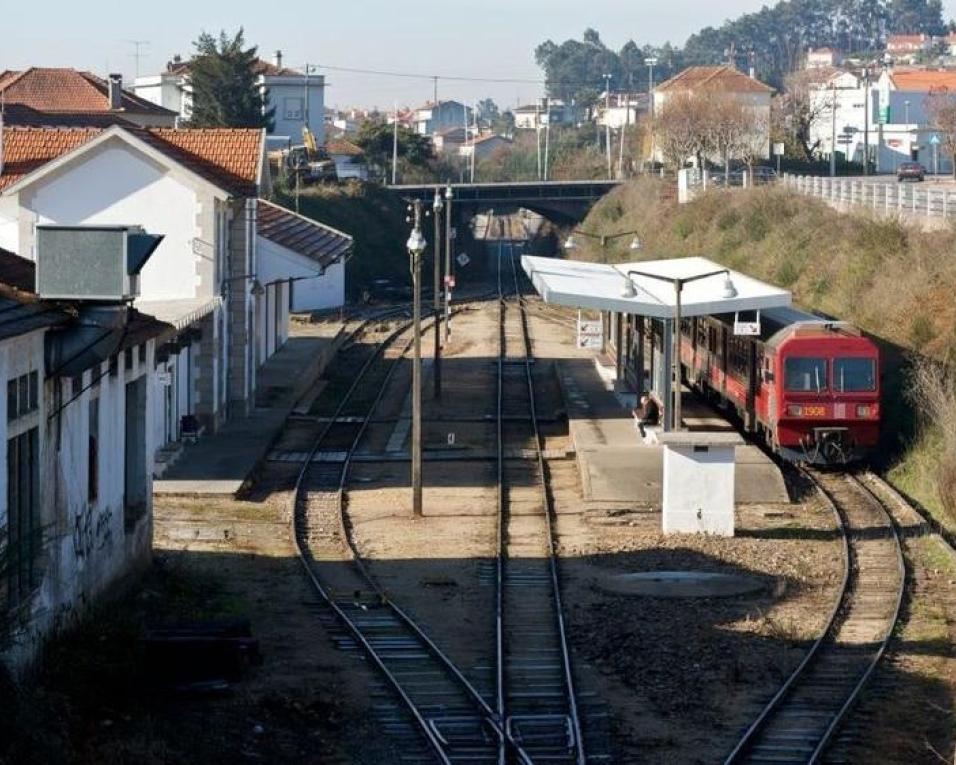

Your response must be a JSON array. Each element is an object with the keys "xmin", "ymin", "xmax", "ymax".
[{"xmin": 35, "ymin": 225, "xmax": 163, "ymax": 302}]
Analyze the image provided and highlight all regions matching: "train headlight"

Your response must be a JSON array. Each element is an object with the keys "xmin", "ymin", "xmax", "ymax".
[
  {"xmin": 786, "ymin": 404, "xmax": 803, "ymax": 417},
  {"xmin": 856, "ymin": 404, "xmax": 872, "ymax": 418}
]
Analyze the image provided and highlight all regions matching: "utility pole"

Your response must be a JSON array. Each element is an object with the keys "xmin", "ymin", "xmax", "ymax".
[
  {"xmin": 604, "ymin": 73, "xmax": 613, "ymax": 179},
  {"xmin": 618, "ymin": 92, "xmax": 629, "ymax": 178},
  {"xmin": 543, "ymin": 96, "xmax": 551, "ymax": 181},
  {"xmin": 432, "ymin": 188, "xmax": 443, "ymax": 398},
  {"xmin": 304, "ymin": 63, "xmax": 311, "ymax": 132},
  {"xmin": 470, "ymin": 102, "xmax": 477, "ymax": 183},
  {"xmin": 392, "ymin": 103, "xmax": 399, "ymax": 185},
  {"xmin": 830, "ymin": 83, "xmax": 838, "ymax": 178},
  {"xmin": 443, "ymin": 185, "xmax": 453, "ymax": 342},
  {"xmin": 535, "ymin": 100, "xmax": 542, "ymax": 180},
  {"xmin": 862, "ymin": 67, "xmax": 870, "ymax": 175},
  {"xmin": 406, "ymin": 200, "xmax": 426, "ymax": 517},
  {"xmin": 433, "ymin": 75, "xmax": 439, "ymax": 106}
]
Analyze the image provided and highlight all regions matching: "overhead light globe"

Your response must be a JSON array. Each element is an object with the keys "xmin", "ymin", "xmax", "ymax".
[
  {"xmin": 563, "ymin": 235, "xmax": 578, "ymax": 250},
  {"xmin": 433, "ymin": 189, "xmax": 444, "ymax": 212},
  {"xmin": 407, "ymin": 229, "xmax": 427, "ymax": 255},
  {"xmin": 629, "ymin": 236, "xmax": 642, "ymax": 251},
  {"xmin": 445, "ymin": 184, "xmax": 453, "ymax": 200},
  {"xmin": 721, "ymin": 274, "xmax": 738, "ymax": 299},
  {"xmin": 621, "ymin": 278, "xmax": 637, "ymax": 298}
]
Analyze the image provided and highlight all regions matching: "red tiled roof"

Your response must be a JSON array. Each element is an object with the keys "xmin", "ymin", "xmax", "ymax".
[
  {"xmin": 0, "ymin": 127, "xmax": 103, "ymax": 191},
  {"xmin": 655, "ymin": 65, "xmax": 774, "ymax": 94},
  {"xmin": 0, "ymin": 126, "xmax": 264, "ymax": 195},
  {"xmin": 326, "ymin": 138, "xmax": 363, "ymax": 156},
  {"xmin": 257, "ymin": 199, "xmax": 352, "ymax": 269},
  {"xmin": 889, "ymin": 68, "xmax": 956, "ymax": 92},
  {"xmin": 0, "ymin": 68, "xmax": 175, "ymax": 116},
  {"xmin": 167, "ymin": 58, "xmax": 302, "ymax": 78},
  {"xmin": 2, "ymin": 104, "xmax": 138, "ymax": 128}
]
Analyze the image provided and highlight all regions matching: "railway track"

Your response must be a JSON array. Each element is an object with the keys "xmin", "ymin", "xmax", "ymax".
[
  {"xmin": 497, "ymin": 240, "xmax": 587, "ymax": 765},
  {"xmin": 725, "ymin": 469, "xmax": 906, "ymax": 765},
  {"xmin": 290, "ymin": 309, "xmax": 505, "ymax": 765}
]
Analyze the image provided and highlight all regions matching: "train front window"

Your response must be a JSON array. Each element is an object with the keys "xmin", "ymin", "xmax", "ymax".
[
  {"xmin": 834, "ymin": 357, "xmax": 876, "ymax": 392},
  {"xmin": 784, "ymin": 357, "xmax": 827, "ymax": 392}
]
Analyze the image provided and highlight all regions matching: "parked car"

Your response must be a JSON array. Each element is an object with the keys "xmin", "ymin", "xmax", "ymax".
[{"xmin": 897, "ymin": 162, "xmax": 925, "ymax": 182}]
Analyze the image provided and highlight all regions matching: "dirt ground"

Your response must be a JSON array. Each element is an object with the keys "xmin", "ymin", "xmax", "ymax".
[{"xmin": 11, "ymin": 280, "xmax": 951, "ymax": 764}]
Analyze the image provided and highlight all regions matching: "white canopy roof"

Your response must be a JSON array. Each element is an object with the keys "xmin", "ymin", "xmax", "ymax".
[{"xmin": 521, "ymin": 255, "xmax": 791, "ymax": 319}]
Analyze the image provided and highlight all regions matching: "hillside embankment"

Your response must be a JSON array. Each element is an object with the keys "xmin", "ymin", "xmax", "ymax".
[{"xmin": 578, "ymin": 179, "xmax": 956, "ymax": 530}]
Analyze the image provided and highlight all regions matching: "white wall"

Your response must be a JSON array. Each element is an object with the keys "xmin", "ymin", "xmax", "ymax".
[
  {"xmin": 0, "ymin": 332, "xmax": 157, "ymax": 672},
  {"xmin": 257, "ymin": 235, "xmax": 345, "ymax": 312},
  {"xmin": 662, "ymin": 444, "xmax": 736, "ymax": 536},
  {"xmin": 17, "ymin": 141, "xmax": 203, "ymax": 301},
  {"xmin": 0, "ymin": 196, "xmax": 20, "ymax": 254},
  {"xmin": 268, "ymin": 78, "xmax": 325, "ymax": 144}
]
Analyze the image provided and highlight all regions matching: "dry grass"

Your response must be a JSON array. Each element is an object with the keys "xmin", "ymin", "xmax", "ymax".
[{"xmin": 581, "ymin": 180, "xmax": 956, "ymax": 532}]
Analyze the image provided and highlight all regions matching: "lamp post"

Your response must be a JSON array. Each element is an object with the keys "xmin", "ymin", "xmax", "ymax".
[
  {"xmin": 603, "ymin": 73, "xmax": 614, "ymax": 179},
  {"xmin": 443, "ymin": 184, "xmax": 453, "ymax": 342},
  {"xmin": 563, "ymin": 229, "xmax": 643, "ymax": 263},
  {"xmin": 862, "ymin": 67, "xmax": 870, "ymax": 175},
  {"xmin": 622, "ymin": 268, "xmax": 737, "ymax": 431},
  {"xmin": 830, "ymin": 81, "xmax": 838, "ymax": 178},
  {"xmin": 432, "ymin": 188, "xmax": 443, "ymax": 398},
  {"xmin": 407, "ymin": 200, "xmax": 427, "ymax": 517},
  {"xmin": 644, "ymin": 56, "xmax": 658, "ymax": 114}
]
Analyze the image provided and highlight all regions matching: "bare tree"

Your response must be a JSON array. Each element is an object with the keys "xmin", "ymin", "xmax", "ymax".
[
  {"xmin": 652, "ymin": 92, "xmax": 708, "ymax": 171},
  {"xmin": 706, "ymin": 96, "xmax": 751, "ymax": 183},
  {"xmin": 777, "ymin": 69, "xmax": 832, "ymax": 159},
  {"xmin": 925, "ymin": 87, "xmax": 956, "ymax": 179},
  {"xmin": 739, "ymin": 105, "xmax": 772, "ymax": 180}
]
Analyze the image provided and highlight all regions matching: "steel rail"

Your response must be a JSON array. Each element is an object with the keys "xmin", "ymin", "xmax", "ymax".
[
  {"xmin": 503, "ymin": 241, "xmax": 587, "ymax": 765},
  {"xmin": 290, "ymin": 311, "xmax": 502, "ymax": 764},
  {"xmin": 724, "ymin": 468, "xmax": 905, "ymax": 764}
]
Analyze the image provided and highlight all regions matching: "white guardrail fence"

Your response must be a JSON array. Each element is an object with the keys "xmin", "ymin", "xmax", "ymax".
[{"xmin": 782, "ymin": 173, "xmax": 956, "ymax": 220}]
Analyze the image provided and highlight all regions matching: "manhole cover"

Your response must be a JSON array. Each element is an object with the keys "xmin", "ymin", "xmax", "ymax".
[{"xmin": 599, "ymin": 570, "xmax": 767, "ymax": 598}]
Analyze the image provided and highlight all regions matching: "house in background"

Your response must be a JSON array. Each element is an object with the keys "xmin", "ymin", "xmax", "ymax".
[
  {"xmin": 134, "ymin": 51, "xmax": 325, "ymax": 146},
  {"xmin": 432, "ymin": 126, "xmax": 468, "ymax": 154},
  {"xmin": 0, "ymin": 68, "xmax": 177, "ymax": 128},
  {"xmin": 327, "ymin": 139, "xmax": 369, "ymax": 180},
  {"xmin": 459, "ymin": 134, "xmax": 512, "ymax": 161},
  {"xmin": 413, "ymin": 100, "xmax": 472, "ymax": 136},
  {"xmin": 885, "ymin": 34, "xmax": 935, "ymax": 64},
  {"xmin": 652, "ymin": 65, "xmax": 774, "ymax": 163},
  {"xmin": 806, "ymin": 48, "xmax": 844, "ymax": 69},
  {"xmin": 594, "ymin": 92, "xmax": 648, "ymax": 129},
  {"xmin": 0, "ymin": 240, "xmax": 169, "ymax": 672},
  {"xmin": 513, "ymin": 98, "xmax": 575, "ymax": 130}
]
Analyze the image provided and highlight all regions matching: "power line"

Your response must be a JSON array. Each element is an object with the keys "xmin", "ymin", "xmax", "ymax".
[{"xmin": 311, "ymin": 62, "xmax": 604, "ymax": 89}]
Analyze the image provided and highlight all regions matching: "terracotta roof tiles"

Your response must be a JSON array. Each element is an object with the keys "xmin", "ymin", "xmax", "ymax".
[
  {"xmin": 257, "ymin": 199, "xmax": 352, "ymax": 270},
  {"xmin": 655, "ymin": 65, "xmax": 774, "ymax": 94},
  {"xmin": 0, "ymin": 126, "xmax": 264, "ymax": 195},
  {"xmin": 0, "ymin": 68, "xmax": 175, "ymax": 117},
  {"xmin": 889, "ymin": 68, "xmax": 956, "ymax": 92}
]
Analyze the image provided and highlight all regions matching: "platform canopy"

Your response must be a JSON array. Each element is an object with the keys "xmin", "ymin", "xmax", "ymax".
[{"xmin": 521, "ymin": 255, "xmax": 791, "ymax": 319}]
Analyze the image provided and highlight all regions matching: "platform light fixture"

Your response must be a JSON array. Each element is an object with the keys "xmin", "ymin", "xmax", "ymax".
[{"xmin": 563, "ymin": 229, "xmax": 643, "ymax": 262}]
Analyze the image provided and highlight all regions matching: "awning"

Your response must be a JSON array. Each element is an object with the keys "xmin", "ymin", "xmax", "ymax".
[
  {"xmin": 134, "ymin": 296, "xmax": 221, "ymax": 332},
  {"xmin": 521, "ymin": 255, "xmax": 791, "ymax": 319}
]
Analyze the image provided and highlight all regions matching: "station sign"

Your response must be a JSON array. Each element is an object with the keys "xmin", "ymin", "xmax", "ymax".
[
  {"xmin": 456, "ymin": 253, "xmax": 470, "ymax": 268},
  {"xmin": 772, "ymin": 142, "xmax": 785, "ymax": 157},
  {"xmin": 576, "ymin": 317, "xmax": 603, "ymax": 350},
  {"xmin": 733, "ymin": 311, "xmax": 761, "ymax": 336}
]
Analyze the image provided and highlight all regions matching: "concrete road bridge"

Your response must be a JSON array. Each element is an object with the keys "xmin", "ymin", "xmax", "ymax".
[{"xmin": 387, "ymin": 179, "xmax": 623, "ymax": 223}]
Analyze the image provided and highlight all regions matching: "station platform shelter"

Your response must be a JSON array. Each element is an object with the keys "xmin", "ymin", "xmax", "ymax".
[{"xmin": 521, "ymin": 255, "xmax": 794, "ymax": 522}]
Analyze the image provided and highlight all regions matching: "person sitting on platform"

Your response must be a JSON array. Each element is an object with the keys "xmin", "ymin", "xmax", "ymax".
[{"xmin": 633, "ymin": 394, "xmax": 660, "ymax": 437}]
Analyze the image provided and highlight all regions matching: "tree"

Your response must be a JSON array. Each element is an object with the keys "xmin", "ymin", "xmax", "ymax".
[
  {"xmin": 653, "ymin": 93, "xmax": 709, "ymax": 170},
  {"xmin": 354, "ymin": 119, "xmax": 434, "ymax": 181},
  {"xmin": 776, "ymin": 69, "xmax": 834, "ymax": 159},
  {"xmin": 924, "ymin": 87, "xmax": 956, "ymax": 178},
  {"xmin": 706, "ymin": 97, "xmax": 752, "ymax": 180},
  {"xmin": 187, "ymin": 28, "xmax": 274, "ymax": 130},
  {"xmin": 476, "ymin": 98, "xmax": 500, "ymax": 128},
  {"xmin": 888, "ymin": 0, "xmax": 946, "ymax": 34}
]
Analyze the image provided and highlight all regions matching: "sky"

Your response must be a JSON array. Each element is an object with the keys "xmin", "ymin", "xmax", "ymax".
[{"xmin": 5, "ymin": 0, "xmax": 956, "ymax": 110}]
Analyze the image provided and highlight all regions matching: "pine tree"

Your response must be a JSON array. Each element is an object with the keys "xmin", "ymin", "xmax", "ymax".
[{"xmin": 187, "ymin": 28, "xmax": 275, "ymax": 130}]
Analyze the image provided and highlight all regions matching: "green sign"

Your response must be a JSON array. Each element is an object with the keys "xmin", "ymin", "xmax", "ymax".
[{"xmin": 879, "ymin": 105, "xmax": 890, "ymax": 125}]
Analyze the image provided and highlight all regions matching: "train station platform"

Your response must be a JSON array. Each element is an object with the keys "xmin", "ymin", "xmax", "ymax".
[
  {"xmin": 153, "ymin": 319, "xmax": 346, "ymax": 497},
  {"xmin": 555, "ymin": 357, "xmax": 790, "ymax": 508}
]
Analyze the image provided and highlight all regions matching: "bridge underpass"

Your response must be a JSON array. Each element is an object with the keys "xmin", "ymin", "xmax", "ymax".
[{"xmin": 387, "ymin": 179, "xmax": 623, "ymax": 224}]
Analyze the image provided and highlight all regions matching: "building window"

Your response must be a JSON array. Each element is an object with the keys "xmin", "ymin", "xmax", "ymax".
[
  {"xmin": 88, "ymin": 398, "xmax": 99, "ymax": 503},
  {"xmin": 7, "ymin": 427, "xmax": 40, "ymax": 608},
  {"xmin": 284, "ymin": 97, "xmax": 303, "ymax": 120},
  {"xmin": 7, "ymin": 371, "xmax": 38, "ymax": 422}
]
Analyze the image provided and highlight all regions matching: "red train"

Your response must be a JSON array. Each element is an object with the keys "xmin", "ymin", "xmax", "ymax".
[{"xmin": 680, "ymin": 306, "xmax": 881, "ymax": 464}]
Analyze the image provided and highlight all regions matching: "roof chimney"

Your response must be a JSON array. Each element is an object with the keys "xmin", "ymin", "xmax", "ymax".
[
  {"xmin": 274, "ymin": 50, "xmax": 283, "ymax": 70},
  {"xmin": 108, "ymin": 73, "xmax": 123, "ymax": 110}
]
